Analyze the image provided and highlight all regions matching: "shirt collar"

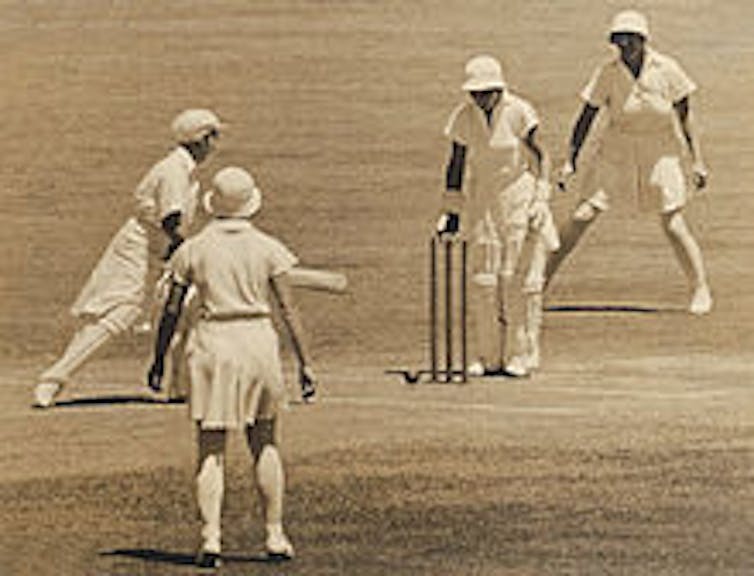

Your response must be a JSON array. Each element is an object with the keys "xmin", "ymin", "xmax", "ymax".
[
  {"xmin": 210, "ymin": 218, "xmax": 254, "ymax": 232},
  {"xmin": 173, "ymin": 145, "xmax": 198, "ymax": 175}
]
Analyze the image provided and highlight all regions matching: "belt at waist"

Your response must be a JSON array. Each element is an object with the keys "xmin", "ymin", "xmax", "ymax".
[{"xmin": 199, "ymin": 311, "xmax": 271, "ymax": 322}]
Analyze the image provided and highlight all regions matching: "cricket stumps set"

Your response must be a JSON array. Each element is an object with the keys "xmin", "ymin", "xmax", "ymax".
[{"xmin": 387, "ymin": 235, "xmax": 468, "ymax": 384}]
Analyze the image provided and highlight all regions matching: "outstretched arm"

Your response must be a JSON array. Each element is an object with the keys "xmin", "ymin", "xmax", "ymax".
[{"xmin": 674, "ymin": 96, "xmax": 708, "ymax": 190}]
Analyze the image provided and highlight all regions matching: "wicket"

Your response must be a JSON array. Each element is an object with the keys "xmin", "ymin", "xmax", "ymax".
[{"xmin": 429, "ymin": 236, "xmax": 468, "ymax": 383}]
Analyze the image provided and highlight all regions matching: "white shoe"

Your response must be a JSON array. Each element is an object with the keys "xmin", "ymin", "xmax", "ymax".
[
  {"xmin": 689, "ymin": 284, "xmax": 713, "ymax": 316},
  {"xmin": 33, "ymin": 381, "xmax": 62, "ymax": 408},
  {"xmin": 505, "ymin": 356, "xmax": 530, "ymax": 378},
  {"xmin": 265, "ymin": 532, "xmax": 294, "ymax": 560},
  {"xmin": 525, "ymin": 343, "xmax": 541, "ymax": 371},
  {"xmin": 467, "ymin": 361, "xmax": 486, "ymax": 377}
]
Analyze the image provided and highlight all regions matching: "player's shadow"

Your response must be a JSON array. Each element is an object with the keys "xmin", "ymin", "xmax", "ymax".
[
  {"xmin": 46, "ymin": 395, "xmax": 184, "ymax": 408},
  {"xmin": 100, "ymin": 548, "xmax": 286, "ymax": 566}
]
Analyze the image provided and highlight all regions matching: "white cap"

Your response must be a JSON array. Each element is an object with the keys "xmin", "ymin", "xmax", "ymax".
[
  {"xmin": 171, "ymin": 108, "xmax": 222, "ymax": 144},
  {"xmin": 203, "ymin": 167, "xmax": 262, "ymax": 218},
  {"xmin": 462, "ymin": 55, "xmax": 506, "ymax": 92},
  {"xmin": 609, "ymin": 10, "xmax": 649, "ymax": 38}
]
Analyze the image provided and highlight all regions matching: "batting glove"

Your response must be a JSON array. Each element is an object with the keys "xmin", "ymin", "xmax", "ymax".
[
  {"xmin": 557, "ymin": 161, "xmax": 576, "ymax": 192},
  {"xmin": 147, "ymin": 359, "xmax": 165, "ymax": 392},
  {"xmin": 299, "ymin": 365, "xmax": 318, "ymax": 404}
]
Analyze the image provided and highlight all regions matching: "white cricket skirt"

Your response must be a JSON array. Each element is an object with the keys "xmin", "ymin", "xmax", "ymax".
[{"xmin": 185, "ymin": 317, "xmax": 287, "ymax": 430}]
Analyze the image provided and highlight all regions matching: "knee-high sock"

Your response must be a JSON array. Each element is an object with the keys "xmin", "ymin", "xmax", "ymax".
[
  {"xmin": 39, "ymin": 321, "xmax": 113, "ymax": 384},
  {"xmin": 255, "ymin": 444, "xmax": 285, "ymax": 528},
  {"xmin": 524, "ymin": 293, "xmax": 543, "ymax": 368},
  {"xmin": 197, "ymin": 430, "xmax": 226, "ymax": 553},
  {"xmin": 39, "ymin": 304, "xmax": 140, "ymax": 384}
]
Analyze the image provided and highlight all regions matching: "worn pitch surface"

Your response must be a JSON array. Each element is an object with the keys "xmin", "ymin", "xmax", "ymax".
[{"xmin": 1, "ymin": 2, "xmax": 753, "ymax": 574}]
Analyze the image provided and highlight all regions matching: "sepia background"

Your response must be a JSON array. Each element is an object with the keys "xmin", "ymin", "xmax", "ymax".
[{"xmin": 1, "ymin": 1, "xmax": 752, "ymax": 574}]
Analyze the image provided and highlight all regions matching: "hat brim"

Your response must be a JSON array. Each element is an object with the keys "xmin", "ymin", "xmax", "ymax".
[
  {"xmin": 462, "ymin": 79, "xmax": 506, "ymax": 91},
  {"xmin": 202, "ymin": 188, "xmax": 262, "ymax": 218}
]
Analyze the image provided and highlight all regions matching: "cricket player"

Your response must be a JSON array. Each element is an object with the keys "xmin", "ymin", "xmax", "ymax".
[
  {"xmin": 438, "ymin": 55, "xmax": 559, "ymax": 377},
  {"xmin": 548, "ymin": 10, "xmax": 713, "ymax": 315},
  {"xmin": 33, "ymin": 109, "xmax": 221, "ymax": 408},
  {"xmin": 147, "ymin": 166, "xmax": 315, "ymax": 567}
]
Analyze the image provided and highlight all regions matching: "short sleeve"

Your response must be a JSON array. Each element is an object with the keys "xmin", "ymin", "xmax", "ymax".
[
  {"xmin": 581, "ymin": 65, "xmax": 609, "ymax": 107},
  {"xmin": 512, "ymin": 98, "xmax": 539, "ymax": 139},
  {"xmin": 169, "ymin": 241, "xmax": 192, "ymax": 285},
  {"xmin": 444, "ymin": 103, "xmax": 471, "ymax": 145},
  {"xmin": 156, "ymin": 163, "xmax": 191, "ymax": 221},
  {"xmin": 664, "ymin": 57, "xmax": 697, "ymax": 103},
  {"xmin": 266, "ymin": 237, "xmax": 299, "ymax": 278}
]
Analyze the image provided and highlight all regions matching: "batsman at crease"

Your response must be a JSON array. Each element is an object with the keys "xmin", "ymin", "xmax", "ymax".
[{"xmin": 437, "ymin": 55, "xmax": 560, "ymax": 378}]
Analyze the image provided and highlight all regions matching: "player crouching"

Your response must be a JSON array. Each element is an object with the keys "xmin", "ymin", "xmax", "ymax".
[{"xmin": 147, "ymin": 167, "xmax": 317, "ymax": 567}]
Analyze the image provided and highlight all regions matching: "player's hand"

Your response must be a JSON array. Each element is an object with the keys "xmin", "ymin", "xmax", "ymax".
[
  {"xmin": 436, "ymin": 212, "xmax": 460, "ymax": 237},
  {"xmin": 299, "ymin": 365, "xmax": 318, "ymax": 404},
  {"xmin": 147, "ymin": 358, "xmax": 165, "ymax": 392},
  {"xmin": 528, "ymin": 198, "xmax": 549, "ymax": 231},
  {"xmin": 557, "ymin": 161, "xmax": 576, "ymax": 192},
  {"xmin": 692, "ymin": 161, "xmax": 709, "ymax": 191}
]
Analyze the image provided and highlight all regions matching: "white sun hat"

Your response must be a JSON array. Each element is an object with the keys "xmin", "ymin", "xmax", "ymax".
[
  {"xmin": 609, "ymin": 10, "xmax": 649, "ymax": 38},
  {"xmin": 203, "ymin": 166, "xmax": 262, "ymax": 218},
  {"xmin": 462, "ymin": 55, "xmax": 506, "ymax": 91},
  {"xmin": 171, "ymin": 108, "xmax": 222, "ymax": 144}
]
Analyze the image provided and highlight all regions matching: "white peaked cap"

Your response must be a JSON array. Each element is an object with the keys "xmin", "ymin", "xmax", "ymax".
[{"xmin": 172, "ymin": 108, "xmax": 222, "ymax": 143}]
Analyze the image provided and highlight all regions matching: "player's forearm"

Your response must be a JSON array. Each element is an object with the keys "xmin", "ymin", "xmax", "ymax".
[
  {"xmin": 270, "ymin": 275, "xmax": 311, "ymax": 367},
  {"xmin": 569, "ymin": 104, "xmax": 598, "ymax": 167},
  {"xmin": 680, "ymin": 107, "xmax": 704, "ymax": 164},
  {"xmin": 525, "ymin": 127, "xmax": 551, "ymax": 182}
]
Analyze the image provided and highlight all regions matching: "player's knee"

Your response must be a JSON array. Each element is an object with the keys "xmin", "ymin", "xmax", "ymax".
[
  {"xmin": 246, "ymin": 418, "xmax": 277, "ymax": 460},
  {"xmin": 661, "ymin": 210, "xmax": 688, "ymax": 237}
]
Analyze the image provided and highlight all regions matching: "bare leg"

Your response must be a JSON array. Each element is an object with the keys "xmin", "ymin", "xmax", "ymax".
[{"xmin": 661, "ymin": 210, "xmax": 712, "ymax": 314}]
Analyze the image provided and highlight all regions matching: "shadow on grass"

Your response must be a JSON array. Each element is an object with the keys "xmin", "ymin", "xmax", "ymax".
[
  {"xmin": 100, "ymin": 548, "xmax": 289, "ymax": 566},
  {"xmin": 545, "ymin": 303, "xmax": 676, "ymax": 314},
  {"xmin": 40, "ymin": 395, "xmax": 186, "ymax": 409}
]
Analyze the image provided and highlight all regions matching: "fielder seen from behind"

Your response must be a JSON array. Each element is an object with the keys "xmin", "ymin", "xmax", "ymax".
[
  {"xmin": 548, "ymin": 10, "xmax": 712, "ymax": 315},
  {"xmin": 438, "ymin": 55, "xmax": 560, "ymax": 377},
  {"xmin": 33, "ymin": 109, "xmax": 222, "ymax": 408},
  {"xmin": 147, "ymin": 166, "xmax": 317, "ymax": 568}
]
